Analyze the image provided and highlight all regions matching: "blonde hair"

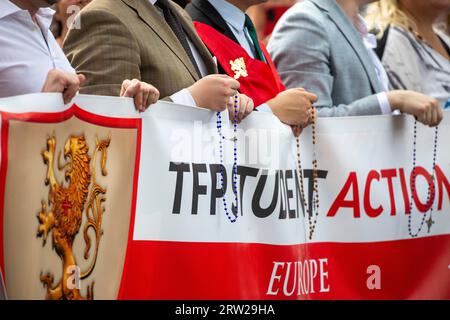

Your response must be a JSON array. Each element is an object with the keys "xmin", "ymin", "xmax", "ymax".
[{"xmin": 365, "ymin": 0, "xmax": 417, "ymax": 37}]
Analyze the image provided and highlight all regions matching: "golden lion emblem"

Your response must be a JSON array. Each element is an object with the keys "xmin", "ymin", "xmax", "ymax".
[
  {"xmin": 230, "ymin": 57, "xmax": 248, "ymax": 80},
  {"xmin": 37, "ymin": 134, "xmax": 111, "ymax": 300}
]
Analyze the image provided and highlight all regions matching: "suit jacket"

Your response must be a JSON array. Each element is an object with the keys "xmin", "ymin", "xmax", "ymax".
[
  {"xmin": 185, "ymin": 0, "xmax": 238, "ymax": 45},
  {"xmin": 63, "ymin": 0, "xmax": 217, "ymax": 99},
  {"xmin": 268, "ymin": 0, "xmax": 384, "ymax": 117}
]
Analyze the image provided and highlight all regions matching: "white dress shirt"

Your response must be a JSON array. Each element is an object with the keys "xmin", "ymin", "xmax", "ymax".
[
  {"xmin": 207, "ymin": 0, "xmax": 273, "ymax": 112},
  {"xmin": 149, "ymin": 0, "xmax": 208, "ymax": 107},
  {"xmin": 354, "ymin": 15, "xmax": 393, "ymax": 115},
  {"xmin": 0, "ymin": 1, "xmax": 74, "ymax": 98},
  {"xmin": 208, "ymin": 0, "xmax": 259, "ymax": 59}
]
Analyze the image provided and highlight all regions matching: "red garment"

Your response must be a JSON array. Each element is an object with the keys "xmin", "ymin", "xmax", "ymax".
[
  {"xmin": 264, "ymin": 6, "xmax": 291, "ymax": 36},
  {"xmin": 194, "ymin": 22, "xmax": 285, "ymax": 107}
]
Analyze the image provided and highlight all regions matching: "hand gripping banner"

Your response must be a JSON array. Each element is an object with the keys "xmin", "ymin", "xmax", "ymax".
[{"xmin": 0, "ymin": 94, "xmax": 449, "ymax": 300}]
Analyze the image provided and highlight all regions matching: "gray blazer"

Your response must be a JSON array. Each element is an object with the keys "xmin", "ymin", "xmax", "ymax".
[{"xmin": 268, "ymin": 0, "xmax": 384, "ymax": 117}]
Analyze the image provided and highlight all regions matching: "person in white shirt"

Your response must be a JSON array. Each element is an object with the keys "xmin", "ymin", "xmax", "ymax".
[{"xmin": 0, "ymin": 0, "xmax": 160, "ymax": 111}]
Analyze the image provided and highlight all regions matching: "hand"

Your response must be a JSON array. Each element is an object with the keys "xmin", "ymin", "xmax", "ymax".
[
  {"xmin": 388, "ymin": 91, "xmax": 443, "ymax": 127},
  {"xmin": 187, "ymin": 74, "xmax": 240, "ymax": 112},
  {"xmin": 291, "ymin": 125, "xmax": 302, "ymax": 137},
  {"xmin": 41, "ymin": 69, "xmax": 85, "ymax": 104},
  {"xmin": 267, "ymin": 88, "xmax": 318, "ymax": 127},
  {"xmin": 120, "ymin": 79, "xmax": 160, "ymax": 112},
  {"xmin": 291, "ymin": 107, "xmax": 317, "ymax": 137},
  {"xmin": 227, "ymin": 94, "xmax": 254, "ymax": 123}
]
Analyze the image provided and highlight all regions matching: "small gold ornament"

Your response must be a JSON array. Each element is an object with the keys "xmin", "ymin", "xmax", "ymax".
[{"xmin": 230, "ymin": 57, "xmax": 248, "ymax": 80}]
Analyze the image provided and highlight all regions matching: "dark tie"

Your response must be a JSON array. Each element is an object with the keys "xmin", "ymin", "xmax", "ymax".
[
  {"xmin": 155, "ymin": 0, "xmax": 202, "ymax": 77},
  {"xmin": 244, "ymin": 14, "xmax": 266, "ymax": 63}
]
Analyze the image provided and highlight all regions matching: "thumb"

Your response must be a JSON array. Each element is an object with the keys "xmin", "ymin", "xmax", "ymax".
[
  {"xmin": 77, "ymin": 74, "xmax": 86, "ymax": 87},
  {"xmin": 226, "ymin": 96, "xmax": 233, "ymax": 108},
  {"xmin": 292, "ymin": 125, "xmax": 302, "ymax": 137}
]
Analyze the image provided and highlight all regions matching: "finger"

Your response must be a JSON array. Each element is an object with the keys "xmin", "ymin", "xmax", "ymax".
[
  {"xmin": 146, "ymin": 90, "xmax": 157, "ymax": 108},
  {"xmin": 77, "ymin": 74, "xmax": 86, "ymax": 87},
  {"xmin": 142, "ymin": 84, "xmax": 160, "ymax": 107},
  {"xmin": 42, "ymin": 69, "xmax": 60, "ymax": 93},
  {"xmin": 418, "ymin": 108, "xmax": 431, "ymax": 126},
  {"xmin": 303, "ymin": 102, "xmax": 313, "ymax": 121},
  {"xmin": 225, "ymin": 78, "xmax": 241, "ymax": 91},
  {"xmin": 238, "ymin": 97, "xmax": 246, "ymax": 123},
  {"xmin": 121, "ymin": 79, "xmax": 131, "ymax": 96},
  {"xmin": 305, "ymin": 111, "xmax": 313, "ymax": 127},
  {"xmin": 123, "ymin": 81, "xmax": 144, "ymax": 111},
  {"xmin": 416, "ymin": 113, "xmax": 426, "ymax": 126},
  {"xmin": 245, "ymin": 98, "xmax": 254, "ymax": 117},
  {"xmin": 122, "ymin": 83, "xmax": 137, "ymax": 98},
  {"xmin": 227, "ymin": 89, "xmax": 239, "ymax": 98},
  {"xmin": 123, "ymin": 79, "xmax": 141, "ymax": 97},
  {"xmin": 302, "ymin": 106, "xmax": 310, "ymax": 125},
  {"xmin": 141, "ymin": 88, "xmax": 150, "ymax": 112},
  {"xmin": 150, "ymin": 87, "xmax": 160, "ymax": 104},
  {"xmin": 296, "ymin": 89, "xmax": 318, "ymax": 103},
  {"xmin": 226, "ymin": 96, "xmax": 233, "ymax": 110},
  {"xmin": 63, "ymin": 74, "xmax": 81, "ymax": 104},
  {"xmin": 228, "ymin": 103, "xmax": 235, "ymax": 122},
  {"xmin": 134, "ymin": 90, "xmax": 144, "ymax": 111},
  {"xmin": 429, "ymin": 104, "xmax": 439, "ymax": 127},
  {"xmin": 424, "ymin": 106, "xmax": 433, "ymax": 126},
  {"xmin": 431, "ymin": 100, "xmax": 442, "ymax": 126},
  {"xmin": 292, "ymin": 125, "xmax": 302, "ymax": 137},
  {"xmin": 303, "ymin": 111, "xmax": 312, "ymax": 127}
]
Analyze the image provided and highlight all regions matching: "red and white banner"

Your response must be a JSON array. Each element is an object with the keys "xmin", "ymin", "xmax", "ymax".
[{"xmin": 0, "ymin": 93, "xmax": 449, "ymax": 300}]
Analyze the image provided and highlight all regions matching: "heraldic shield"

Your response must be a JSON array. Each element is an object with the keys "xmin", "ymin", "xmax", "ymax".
[{"xmin": 0, "ymin": 94, "xmax": 141, "ymax": 300}]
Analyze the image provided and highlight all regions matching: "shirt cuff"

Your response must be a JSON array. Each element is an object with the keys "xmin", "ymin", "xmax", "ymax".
[
  {"xmin": 377, "ymin": 92, "xmax": 392, "ymax": 115},
  {"xmin": 257, "ymin": 103, "xmax": 273, "ymax": 113},
  {"xmin": 170, "ymin": 88, "xmax": 197, "ymax": 107}
]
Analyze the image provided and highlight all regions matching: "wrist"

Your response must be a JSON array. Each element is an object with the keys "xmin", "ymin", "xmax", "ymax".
[
  {"xmin": 187, "ymin": 86, "xmax": 200, "ymax": 107},
  {"xmin": 387, "ymin": 91, "xmax": 403, "ymax": 112}
]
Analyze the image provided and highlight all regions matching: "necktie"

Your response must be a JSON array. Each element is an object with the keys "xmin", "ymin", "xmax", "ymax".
[
  {"xmin": 244, "ymin": 14, "xmax": 266, "ymax": 63},
  {"xmin": 155, "ymin": 0, "xmax": 202, "ymax": 77}
]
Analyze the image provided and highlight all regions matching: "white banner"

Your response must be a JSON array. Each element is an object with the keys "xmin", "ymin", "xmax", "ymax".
[{"xmin": 135, "ymin": 101, "xmax": 450, "ymax": 244}]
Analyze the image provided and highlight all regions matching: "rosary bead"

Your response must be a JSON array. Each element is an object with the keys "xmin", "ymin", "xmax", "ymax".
[{"xmin": 408, "ymin": 122, "xmax": 438, "ymax": 237}]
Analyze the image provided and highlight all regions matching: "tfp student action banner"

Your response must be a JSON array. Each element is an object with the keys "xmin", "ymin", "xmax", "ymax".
[{"xmin": 0, "ymin": 94, "xmax": 449, "ymax": 300}]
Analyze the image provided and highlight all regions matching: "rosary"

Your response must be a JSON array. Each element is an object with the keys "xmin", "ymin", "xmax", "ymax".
[
  {"xmin": 295, "ymin": 108, "xmax": 320, "ymax": 240},
  {"xmin": 216, "ymin": 96, "xmax": 239, "ymax": 223},
  {"xmin": 408, "ymin": 121, "xmax": 439, "ymax": 238}
]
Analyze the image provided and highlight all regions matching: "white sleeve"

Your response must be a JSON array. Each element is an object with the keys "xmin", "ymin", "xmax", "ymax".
[
  {"xmin": 257, "ymin": 103, "xmax": 273, "ymax": 113},
  {"xmin": 376, "ymin": 92, "xmax": 392, "ymax": 115},
  {"xmin": 170, "ymin": 88, "xmax": 197, "ymax": 107}
]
